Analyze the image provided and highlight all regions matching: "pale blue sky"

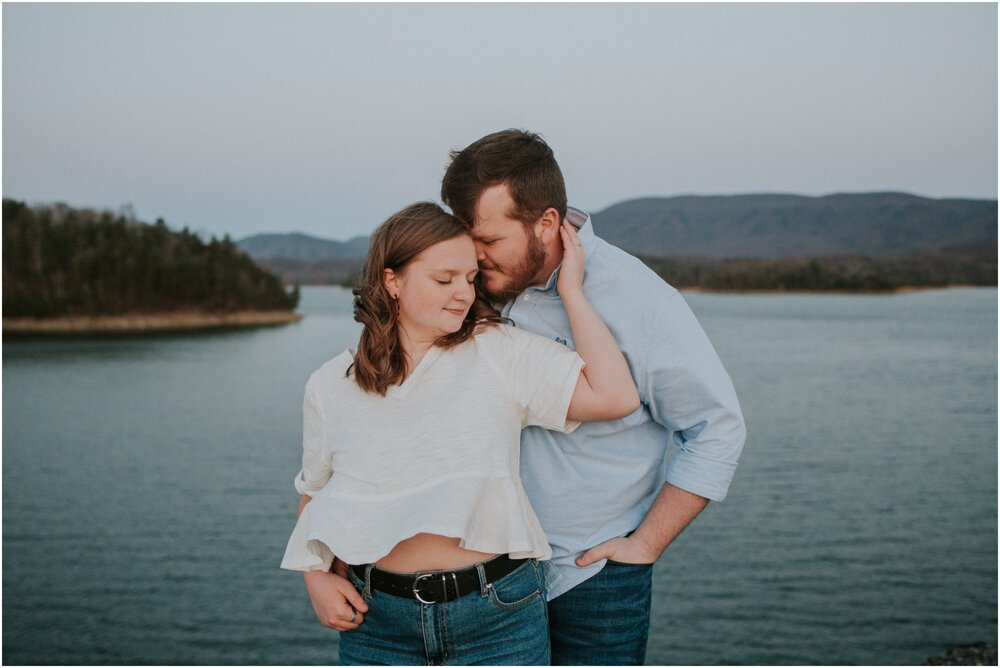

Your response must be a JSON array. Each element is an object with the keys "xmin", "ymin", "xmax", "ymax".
[{"xmin": 3, "ymin": 3, "xmax": 997, "ymax": 241}]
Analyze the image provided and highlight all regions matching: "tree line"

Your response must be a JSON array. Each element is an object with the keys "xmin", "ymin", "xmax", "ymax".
[
  {"xmin": 3, "ymin": 200, "xmax": 299, "ymax": 318},
  {"xmin": 321, "ymin": 247, "xmax": 996, "ymax": 293},
  {"xmin": 638, "ymin": 246, "xmax": 997, "ymax": 292}
]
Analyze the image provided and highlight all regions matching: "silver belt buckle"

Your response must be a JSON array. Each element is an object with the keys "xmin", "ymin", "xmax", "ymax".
[{"xmin": 413, "ymin": 573, "xmax": 444, "ymax": 605}]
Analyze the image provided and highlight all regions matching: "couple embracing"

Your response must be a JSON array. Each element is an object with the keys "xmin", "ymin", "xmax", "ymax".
[{"xmin": 281, "ymin": 130, "xmax": 747, "ymax": 665}]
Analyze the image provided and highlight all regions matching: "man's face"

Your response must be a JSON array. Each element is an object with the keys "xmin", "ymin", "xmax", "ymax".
[{"xmin": 470, "ymin": 184, "xmax": 546, "ymax": 303}]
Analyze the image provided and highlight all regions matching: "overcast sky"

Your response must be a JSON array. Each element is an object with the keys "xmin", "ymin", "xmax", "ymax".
[{"xmin": 3, "ymin": 3, "xmax": 997, "ymax": 241}]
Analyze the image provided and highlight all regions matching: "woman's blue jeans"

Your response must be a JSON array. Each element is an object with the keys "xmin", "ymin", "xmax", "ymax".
[{"xmin": 339, "ymin": 559, "xmax": 550, "ymax": 665}]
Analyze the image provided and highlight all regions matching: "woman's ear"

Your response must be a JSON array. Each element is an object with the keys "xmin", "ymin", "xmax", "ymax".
[{"xmin": 382, "ymin": 268, "xmax": 399, "ymax": 299}]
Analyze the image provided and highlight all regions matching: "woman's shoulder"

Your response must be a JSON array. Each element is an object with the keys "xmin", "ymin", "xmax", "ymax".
[
  {"xmin": 470, "ymin": 321, "xmax": 521, "ymax": 350},
  {"xmin": 471, "ymin": 322, "xmax": 568, "ymax": 362},
  {"xmin": 306, "ymin": 349, "xmax": 358, "ymax": 393}
]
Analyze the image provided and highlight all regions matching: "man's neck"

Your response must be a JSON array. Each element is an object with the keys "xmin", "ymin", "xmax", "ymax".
[{"xmin": 531, "ymin": 233, "xmax": 565, "ymax": 289}]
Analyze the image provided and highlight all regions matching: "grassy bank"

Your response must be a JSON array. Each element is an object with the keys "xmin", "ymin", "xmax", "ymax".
[{"xmin": 3, "ymin": 310, "xmax": 302, "ymax": 337}]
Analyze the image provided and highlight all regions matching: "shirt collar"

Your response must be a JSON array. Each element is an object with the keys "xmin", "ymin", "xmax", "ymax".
[{"xmin": 538, "ymin": 206, "xmax": 594, "ymax": 294}]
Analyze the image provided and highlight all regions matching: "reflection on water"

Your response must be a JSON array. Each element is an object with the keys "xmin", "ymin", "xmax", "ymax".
[{"xmin": 3, "ymin": 287, "xmax": 996, "ymax": 664}]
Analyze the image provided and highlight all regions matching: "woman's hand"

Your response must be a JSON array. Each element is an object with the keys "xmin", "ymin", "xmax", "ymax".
[
  {"xmin": 556, "ymin": 220, "xmax": 585, "ymax": 298},
  {"xmin": 303, "ymin": 570, "xmax": 369, "ymax": 631},
  {"xmin": 559, "ymin": 218, "xmax": 641, "ymax": 423}
]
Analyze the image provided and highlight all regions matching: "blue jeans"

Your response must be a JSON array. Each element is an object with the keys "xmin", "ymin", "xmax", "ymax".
[
  {"xmin": 547, "ymin": 561, "xmax": 653, "ymax": 665},
  {"xmin": 339, "ymin": 559, "xmax": 550, "ymax": 665}
]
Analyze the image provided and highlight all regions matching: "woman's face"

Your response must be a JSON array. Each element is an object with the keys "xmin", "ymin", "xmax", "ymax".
[{"xmin": 387, "ymin": 234, "xmax": 479, "ymax": 343}]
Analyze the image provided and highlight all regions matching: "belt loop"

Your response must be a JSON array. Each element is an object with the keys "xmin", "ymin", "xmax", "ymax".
[
  {"xmin": 363, "ymin": 563, "xmax": 374, "ymax": 599},
  {"xmin": 475, "ymin": 562, "xmax": 489, "ymax": 598}
]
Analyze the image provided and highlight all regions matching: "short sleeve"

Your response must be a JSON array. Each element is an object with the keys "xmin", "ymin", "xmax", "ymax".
[
  {"xmin": 293, "ymin": 380, "xmax": 332, "ymax": 496},
  {"xmin": 479, "ymin": 325, "xmax": 585, "ymax": 432}
]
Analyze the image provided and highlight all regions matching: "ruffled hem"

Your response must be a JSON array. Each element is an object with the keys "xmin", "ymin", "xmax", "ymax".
[{"xmin": 280, "ymin": 475, "xmax": 552, "ymax": 571}]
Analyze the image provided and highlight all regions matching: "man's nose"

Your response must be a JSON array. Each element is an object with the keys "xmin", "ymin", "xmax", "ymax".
[{"xmin": 473, "ymin": 240, "xmax": 487, "ymax": 260}]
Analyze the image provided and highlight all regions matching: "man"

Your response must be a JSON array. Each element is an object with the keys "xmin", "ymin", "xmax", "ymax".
[{"xmin": 441, "ymin": 129, "xmax": 747, "ymax": 665}]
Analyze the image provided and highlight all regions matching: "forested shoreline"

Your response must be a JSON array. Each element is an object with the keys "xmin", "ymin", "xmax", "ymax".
[
  {"xmin": 638, "ymin": 245, "xmax": 997, "ymax": 292},
  {"xmin": 6, "ymin": 198, "xmax": 993, "ymax": 313},
  {"xmin": 3, "ymin": 200, "xmax": 299, "ymax": 319},
  {"xmin": 308, "ymin": 247, "xmax": 996, "ymax": 292}
]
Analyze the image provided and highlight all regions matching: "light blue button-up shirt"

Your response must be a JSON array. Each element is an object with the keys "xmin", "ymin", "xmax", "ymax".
[{"xmin": 504, "ymin": 208, "xmax": 747, "ymax": 599}]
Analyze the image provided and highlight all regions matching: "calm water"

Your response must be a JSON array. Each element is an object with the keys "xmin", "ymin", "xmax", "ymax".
[{"xmin": 3, "ymin": 287, "xmax": 997, "ymax": 665}]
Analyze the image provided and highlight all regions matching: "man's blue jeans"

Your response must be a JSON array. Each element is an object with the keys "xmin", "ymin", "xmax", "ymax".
[{"xmin": 547, "ymin": 561, "xmax": 654, "ymax": 665}]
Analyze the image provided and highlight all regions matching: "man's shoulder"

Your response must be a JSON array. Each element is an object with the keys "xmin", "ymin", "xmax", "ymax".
[{"xmin": 586, "ymin": 236, "xmax": 680, "ymax": 303}]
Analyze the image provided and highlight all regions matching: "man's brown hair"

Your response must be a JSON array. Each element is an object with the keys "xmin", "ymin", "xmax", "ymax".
[{"xmin": 441, "ymin": 129, "xmax": 567, "ymax": 230}]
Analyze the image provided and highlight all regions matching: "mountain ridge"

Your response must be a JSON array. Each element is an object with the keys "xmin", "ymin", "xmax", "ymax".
[
  {"xmin": 236, "ymin": 232, "xmax": 369, "ymax": 261},
  {"xmin": 589, "ymin": 192, "xmax": 995, "ymax": 259},
  {"xmin": 237, "ymin": 192, "xmax": 996, "ymax": 262}
]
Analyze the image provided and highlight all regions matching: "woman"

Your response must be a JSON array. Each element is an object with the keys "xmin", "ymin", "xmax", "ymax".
[{"xmin": 281, "ymin": 202, "xmax": 639, "ymax": 665}]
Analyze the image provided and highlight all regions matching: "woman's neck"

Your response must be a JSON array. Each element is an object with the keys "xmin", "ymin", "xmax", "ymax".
[{"xmin": 397, "ymin": 324, "xmax": 435, "ymax": 375}]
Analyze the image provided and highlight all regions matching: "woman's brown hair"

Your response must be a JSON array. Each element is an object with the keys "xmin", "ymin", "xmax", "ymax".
[{"xmin": 349, "ymin": 202, "xmax": 503, "ymax": 395}]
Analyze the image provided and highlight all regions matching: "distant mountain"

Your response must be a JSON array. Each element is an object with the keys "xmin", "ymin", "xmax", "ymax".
[
  {"xmin": 237, "ymin": 232, "xmax": 369, "ymax": 261},
  {"xmin": 590, "ymin": 192, "xmax": 996, "ymax": 259},
  {"xmin": 239, "ymin": 193, "xmax": 996, "ymax": 267},
  {"xmin": 255, "ymin": 257, "xmax": 363, "ymax": 287}
]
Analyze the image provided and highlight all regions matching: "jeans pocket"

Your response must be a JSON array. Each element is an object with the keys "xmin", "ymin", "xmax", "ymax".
[
  {"xmin": 347, "ymin": 568, "xmax": 370, "ymax": 600},
  {"xmin": 487, "ymin": 563, "xmax": 542, "ymax": 612},
  {"xmin": 606, "ymin": 560, "xmax": 654, "ymax": 569}
]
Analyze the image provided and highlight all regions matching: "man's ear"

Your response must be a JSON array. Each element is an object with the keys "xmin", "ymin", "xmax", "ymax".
[
  {"xmin": 382, "ymin": 268, "xmax": 399, "ymax": 299},
  {"xmin": 535, "ymin": 207, "xmax": 562, "ymax": 245}
]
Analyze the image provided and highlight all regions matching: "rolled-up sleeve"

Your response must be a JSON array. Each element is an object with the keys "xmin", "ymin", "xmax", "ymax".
[
  {"xmin": 293, "ymin": 380, "xmax": 332, "ymax": 496},
  {"xmin": 644, "ymin": 292, "xmax": 746, "ymax": 501}
]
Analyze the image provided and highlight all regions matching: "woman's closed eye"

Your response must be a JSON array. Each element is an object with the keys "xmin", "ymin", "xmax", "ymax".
[{"xmin": 436, "ymin": 273, "xmax": 477, "ymax": 285}]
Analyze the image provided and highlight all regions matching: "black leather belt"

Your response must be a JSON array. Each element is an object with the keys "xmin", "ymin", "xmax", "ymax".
[{"xmin": 351, "ymin": 554, "xmax": 525, "ymax": 604}]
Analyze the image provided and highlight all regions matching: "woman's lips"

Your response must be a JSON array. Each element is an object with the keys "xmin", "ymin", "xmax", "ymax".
[{"xmin": 445, "ymin": 308, "xmax": 465, "ymax": 315}]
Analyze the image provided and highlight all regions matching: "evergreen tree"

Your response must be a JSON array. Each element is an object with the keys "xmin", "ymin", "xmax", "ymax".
[{"xmin": 3, "ymin": 200, "xmax": 299, "ymax": 317}]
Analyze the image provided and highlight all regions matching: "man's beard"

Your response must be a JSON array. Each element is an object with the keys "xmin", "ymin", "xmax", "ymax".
[{"xmin": 481, "ymin": 235, "xmax": 546, "ymax": 304}]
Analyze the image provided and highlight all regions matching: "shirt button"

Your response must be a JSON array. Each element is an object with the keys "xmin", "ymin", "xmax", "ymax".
[{"xmin": 523, "ymin": 294, "xmax": 531, "ymax": 301}]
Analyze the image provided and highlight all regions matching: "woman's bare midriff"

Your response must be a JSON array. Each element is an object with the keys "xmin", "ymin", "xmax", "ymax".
[{"xmin": 373, "ymin": 533, "xmax": 497, "ymax": 573}]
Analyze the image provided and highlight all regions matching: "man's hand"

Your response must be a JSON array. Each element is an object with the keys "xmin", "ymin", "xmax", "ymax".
[
  {"xmin": 575, "ymin": 534, "xmax": 659, "ymax": 567},
  {"xmin": 303, "ymin": 570, "xmax": 369, "ymax": 631},
  {"xmin": 576, "ymin": 484, "xmax": 711, "ymax": 568}
]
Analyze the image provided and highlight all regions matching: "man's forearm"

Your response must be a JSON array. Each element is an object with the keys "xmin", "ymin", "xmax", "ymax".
[
  {"xmin": 575, "ymin": 481, "xmax": 710, "ymax": 566},
  {"xmin": 631, "ymin": 483, "xmax": 710, "ymax": 560}
]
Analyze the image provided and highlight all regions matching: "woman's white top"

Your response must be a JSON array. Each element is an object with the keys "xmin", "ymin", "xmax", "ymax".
[{"xmin": 280, "ymin": 323, "xmax": 585, "ymax": 571}]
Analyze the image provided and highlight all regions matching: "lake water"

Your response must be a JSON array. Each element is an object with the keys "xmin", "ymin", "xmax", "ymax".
[{"xmin": 3, "ymin": 287, "xmax": 997, "ymax": 665}]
